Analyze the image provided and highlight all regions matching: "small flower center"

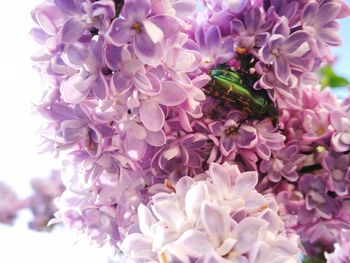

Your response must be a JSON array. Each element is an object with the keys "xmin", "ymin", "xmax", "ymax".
[
  {"xmin": 271, "ymin": 47, "xmax": 280, "ymax": 57},
  {"xmin": 164, "ymin": 179, "xmax": 176, "ymax": 193},
  {"xmin": 225, "ymin": 125, "xmax": 237, "ymax": 136},
  {"xmin": 131, "ymin": 22, "xmax": 142, "ymax": 33},
  {"xmin": 160, "ymin": 252, "xmax": 168, "ymax": 263},
  {"xmin": 316, "ymin": 126, "xmax": 325, "ymax": 135},
  {"xmin": 203, "ymin": 56, "xmax": 212, "ymax": 64},
  {"xmin": 316, "ymin": 145, "xmax": 326, "ymax": 153}
]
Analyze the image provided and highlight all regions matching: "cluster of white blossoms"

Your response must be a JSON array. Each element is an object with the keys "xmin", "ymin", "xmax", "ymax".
[{"xmin": 121, "ymin": 163, "xmax": 301, "ymax": 263}]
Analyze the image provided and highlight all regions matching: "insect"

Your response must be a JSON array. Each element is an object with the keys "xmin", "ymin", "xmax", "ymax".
[{"xmin": 203, "ymin": 66, "xmax": 278, "ymax": 125}]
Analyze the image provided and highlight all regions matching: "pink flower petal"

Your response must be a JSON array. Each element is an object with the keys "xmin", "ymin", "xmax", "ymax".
[
  {"xmin": 143, "ymin": 20, "xmax": 163, "ymax": 43},
  {"xmin": 106, "ymin": 19, "xmax": 133, "ymax": 46},
  {"xmin": 134, "ymin": 32, "xmax": 164, "ymax": 67},
  {"xmin": 234, "ymin": 217, "xmax": 268, "ymax": 254},
  {"xmin": 232, "ymin": 171, "xmax": 258, "ymax": 198},
  {"xmin": 150, "ymin": 14, "xmax": 182, "ymax": 39},
  {"xmin": 112, "ymin": 74, "xmax": 132, "ymax": 95},
  {"xmin": 145, "ymin": 129, "xmax": 166, "ymax": 147},
  {"xmin": 178, "ymin": 230, "xmax": 212, "ymax": 258},
  {"xmin": 138, "ymin": 204, "xmax": 157, "ymax": 238},
  {"xmin": 209, "ymin": 162, "xmax": 231, "ymax": 190},
  {"xmin": 158, "ymin": 81, "xmax": 187, "ymax": 106},
  {"xmin": 201, "ymin": 202, "xmax": 229, "ymax": 246},
  {"xmin": 61, "ymin": 18, "xmax": 86, "ymax": 43},
  {"xmin": 140, "ymin": 102, "xmax": 165, "ymax": 131},
  {"xmin": 125, "ymin": 133, "xmax": 147, "ymax": 160}
]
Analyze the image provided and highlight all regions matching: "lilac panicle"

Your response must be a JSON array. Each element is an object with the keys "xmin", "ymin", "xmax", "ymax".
[
  {"xmin": 0, "ymin": 182, "xmax": 20, "ymax": 225},
  {"xmin": 28, "ymin": 171, "xmax": 65, "ymax": 230},
  {"xmin": 0, "ymin": 171, "xmax": 65, "ymax": 231},
  {"xmin": 29, "ymin": 0, "xmax": 350, "ymax": 260}
]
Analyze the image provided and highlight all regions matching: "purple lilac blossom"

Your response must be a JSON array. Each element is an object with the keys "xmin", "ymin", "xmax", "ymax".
[
  {"xmin": 53, "ymin": 163, "xmax": 147, "ymax": 246},
  {"xmin": 301, "ymin": 1, "xmax": 342, "ymax": 57},
  {"xmin": 276, "ymin": 183, "xmax": 350, "ymax": 260},
  {"xmin": 105, "ymin": 0, "xmax": 183, "ymax": 66},
  {"xmin": 330, "ymin": 110, "xmax": 350, "ymax": 152},
  {"xmin": 208, "ymin": 110, "xmax": 258, "ymax": 157},
  {"xmin": 189, "ymin": 25, "xmax": 235, "ymax": 70},
  {"xmin": 269, "ymin": 85, "xmax": 350, "ymax": 258},
  {"xmin": 260, "ymin": 143, "xmax": 305, "ymax": 182},
  {"xmin": 231, "ymin": 7, "xmax": 270, "ymax": 53},
  {"xmin": 298, "ymin": 174, "xmax": 340, "ymax": 220},
  {"xmin": 258, "ymin": 17, "xmax": 310, "ymax": 85},
  {"xmin": 322, "ymin": 151, "xmax": 350, "ymax": 196}
]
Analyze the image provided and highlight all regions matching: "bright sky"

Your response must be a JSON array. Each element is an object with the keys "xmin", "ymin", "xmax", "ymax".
[
  {"xmin": 333, "ymin": 4, "xmax": 350, "ymax": 80},
  {"xmin": 0, "ymin": 1, "xmax": 349, "ymax": 263}
]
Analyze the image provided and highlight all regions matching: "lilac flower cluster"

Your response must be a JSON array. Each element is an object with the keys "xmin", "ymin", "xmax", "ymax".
[
  {"xmin": 30, "ymin": 0, "xmax": 350, "ymax": 261},
  {"xmin": 271, "ymin": 87, "xmax": 350, "ymax": 258},
  {"xmin": 0, "ymin": 182, "xmax": 20, "ymax": 225},
  {"xmin": 122, "ymin": 163, "xmax": 300, "ymax": 262},
  {"xmin": 0, "ymin": 171, "xmax": 64, "ymax": 230},
  {"xmin": 28, "ymin": 170, "xmax": 65, "ymax": 230}
]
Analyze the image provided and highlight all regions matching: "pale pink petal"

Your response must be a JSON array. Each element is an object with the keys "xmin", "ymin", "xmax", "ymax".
[
  {"xmin": 61, "ymin": 18, "xmax": 86, "ymax": 43},
  {"xmin": 138, "ymin": 204, "xmax": 157, "ymax": 238},
  {"xmin": 201, "ymin": 202, "xmax": 229, "ymax": 246},
  {"xmin": 209, "ymin": 162, "xmax": 231, "ymax": 190},
  {"xmin": 140, "ymin": 102, "xmax": 165, "ymax": 131},
  {"xmin": 145, "ymin": 129, "xmax": 166, "ymax": 147},
  {"xmin": 143, "ymin": 20, "xmax": 164, "ymax": 43},
  {"xmin": 178, "ymin": 230, "xmax": 213, "ymax": 258},
  {"xmin": 234, "ymin": 217, "xmax": 268, "ymax": 254},
  {"xmin": 125, "ymin": 133, "xmax": 147, "ymax": 160},
  {"xmin": 106, "ymin": 19, "xmax": 133, "ymax": 46},
  {"xmin": 232, "ymin": 171, "xmax": 258, "ymax": 197},
  {"xmin": 158, "ymin": 81, "xmax": 187, "ymax": 106}
]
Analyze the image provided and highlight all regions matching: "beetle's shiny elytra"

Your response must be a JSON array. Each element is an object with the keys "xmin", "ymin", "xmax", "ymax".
[{"xmin": 203, "ymin": 66, "xmax": 278, "ymax": 123}]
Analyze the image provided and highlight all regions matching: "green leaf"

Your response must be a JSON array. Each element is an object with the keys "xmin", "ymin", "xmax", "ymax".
[
  {"xmin": 318, "ymin": 65, "xmax": 350, "ymax": 88},
  {"xmin": 302, "ymin": 256, "xmax": 327, "ymax": 263}
]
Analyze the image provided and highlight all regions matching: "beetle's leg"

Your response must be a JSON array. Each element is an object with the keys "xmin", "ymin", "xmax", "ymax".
[
  {"xmin": 272, "ymin": 118, "xmax": 280, "ymax": 128},
  {"xmin": 235, "ymin": 116, "xmax": 250, "ymax": 131}
]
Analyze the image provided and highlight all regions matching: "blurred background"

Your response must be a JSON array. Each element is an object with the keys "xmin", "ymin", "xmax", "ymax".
[{"xmin": 0, "ymin": 0, "xmax": 348, "ymax": 262}]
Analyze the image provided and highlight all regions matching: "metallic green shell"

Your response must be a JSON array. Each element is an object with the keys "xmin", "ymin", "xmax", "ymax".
[{"xmin": 204, "ymin": 66, "xmax": 278, "ymax": 121}]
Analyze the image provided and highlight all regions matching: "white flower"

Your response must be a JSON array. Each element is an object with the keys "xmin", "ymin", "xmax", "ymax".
[{"xmin": 121, "ymin": 163, "xmax": 301, "ymax": 263}]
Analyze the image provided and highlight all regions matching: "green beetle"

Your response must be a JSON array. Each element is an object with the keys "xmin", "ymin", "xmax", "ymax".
[{"xmin": 203, "ymin": 66, "xmax": 279, "ymax": 125}]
